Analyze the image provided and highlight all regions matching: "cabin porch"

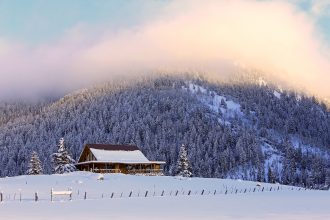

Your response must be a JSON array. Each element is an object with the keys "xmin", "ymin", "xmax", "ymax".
[{"xmin": 76, "ymin": 162, "xmax": 163, "ymax": 175}]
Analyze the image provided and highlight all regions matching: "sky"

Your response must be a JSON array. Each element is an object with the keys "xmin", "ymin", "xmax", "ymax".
[
  {"xmin": 0, "ymin": 0, "xmax": 170, "ymax": 44},
  {"xmin": 0, "ymin": 0, "xmax": 329, "ymax": 100}
]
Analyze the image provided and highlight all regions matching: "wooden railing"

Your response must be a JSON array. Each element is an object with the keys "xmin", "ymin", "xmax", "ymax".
[
  {"xmin": 92, "ymin": 168, "xmax": 163, "ymax": 174},
  {"xmin": 127, "ymin": 169, "xmax": 163, "ymax": 174},
  {"xmin": 93, "ymin": 169, "xmax": 121, "ymax": 173}
]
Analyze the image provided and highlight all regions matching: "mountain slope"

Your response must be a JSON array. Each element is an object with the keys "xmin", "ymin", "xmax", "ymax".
[{"xmin": 0, "ymin": 75, "xmax": 329, "ymax": 188}]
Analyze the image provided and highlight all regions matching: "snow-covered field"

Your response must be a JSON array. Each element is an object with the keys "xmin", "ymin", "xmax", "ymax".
[{"xmin": 0, "ymin": 172, "xmax": 329, "ymax": 220}]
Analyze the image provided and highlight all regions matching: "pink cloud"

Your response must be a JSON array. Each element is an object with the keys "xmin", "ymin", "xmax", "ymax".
[{"xmin": 0, "ymin": 0, "xmax": 329, "ymax": 100}]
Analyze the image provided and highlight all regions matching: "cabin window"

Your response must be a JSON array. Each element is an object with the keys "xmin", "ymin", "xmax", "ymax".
[
  {"xmin": 86, "ymin": 152, "xmax": 95, "ymax": 161},
  {"xmin": 105, "ymin": 164, "xmax": 115, "ymax": 170}
]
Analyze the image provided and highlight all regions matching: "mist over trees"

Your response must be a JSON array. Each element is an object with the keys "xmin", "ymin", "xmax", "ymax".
[{"xmin": 0, "ymin": 75, "xmax": 329, "ymax": 188}]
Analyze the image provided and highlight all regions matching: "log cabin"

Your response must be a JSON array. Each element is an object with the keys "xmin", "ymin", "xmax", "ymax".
[{"xmin": 75, "ymin": 144, "xmax": 165, "ymax": 175}]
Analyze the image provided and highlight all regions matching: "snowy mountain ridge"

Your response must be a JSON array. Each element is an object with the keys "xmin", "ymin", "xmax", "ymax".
[
  {"xmin": 0, "ymin": 75, "xmax": 329, "ymax": 188},
  {"xmin": 183, "ymin": 82, "xmax": 329, "ymax": 184}
]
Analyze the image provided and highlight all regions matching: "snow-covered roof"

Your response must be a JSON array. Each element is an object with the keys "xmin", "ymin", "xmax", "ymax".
[
  {"xmin": 77, "ymin": 144, "xmax": 165, "ymax": 164},
  {"xmin": 86, "ymin": 144, "xmax": 139, "ymax": 151},
  {"xmin": 90, "ymin": 148, "xmax": 150, "ymax": 163}
]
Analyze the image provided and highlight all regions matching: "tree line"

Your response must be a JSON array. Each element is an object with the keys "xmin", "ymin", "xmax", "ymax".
[{"xmin": 0, "ymin": 75, "xmax": 329, "ymax": 188}]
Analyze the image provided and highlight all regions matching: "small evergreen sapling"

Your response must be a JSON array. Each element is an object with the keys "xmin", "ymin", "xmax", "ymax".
[
  {"xmin": 325, "ymin": 168, "xmax": 330, "ymax": 189},
  {"xmin": 267, "ymin": 165, "xmax": 276, "ymax": 183},
  {"xmin": 27, "ymin": 151, "xmax": 43, "ymax": 175},
  {"xmin": 52, "ymin": 138, "xmax": 76, "ymax": 174},
  {"xmin": 176, "ymin": 144, "xmax": 193, "ymax": 178}
]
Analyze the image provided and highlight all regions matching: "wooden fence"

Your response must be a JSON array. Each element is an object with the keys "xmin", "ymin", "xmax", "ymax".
[{"xmin": 0, "ymin": 185, "xmax": 312, "ymax": 203}]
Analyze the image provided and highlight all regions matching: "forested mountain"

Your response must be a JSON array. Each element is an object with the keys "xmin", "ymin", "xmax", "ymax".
[{"xmin": 0, "ymin": 74, "xmax": 329, "ymax": 188}]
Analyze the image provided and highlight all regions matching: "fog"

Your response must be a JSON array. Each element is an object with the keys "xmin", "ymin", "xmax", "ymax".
[{"xmin": 0, "ymin": 0, "xmax": 329, "ymax": 100}]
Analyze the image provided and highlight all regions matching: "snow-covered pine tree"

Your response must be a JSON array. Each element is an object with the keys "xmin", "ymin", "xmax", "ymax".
[
  {"xmin": 52, "ymin": 138, "xmax": 76, "ymax": 174},
  {"xmin": 176, "ymin": 144, "xmax": 193, "ymax": 177},
  {"xmin": 267, "ymin": 165, "xmax": 276, "ymax": 183},
  {"xmin": 27, "ymin": 151, "xmax": 43, "ymax": 175},
  {"xmin": 325, "ymin": 168, "xmax": 330, "ymax": 189}
]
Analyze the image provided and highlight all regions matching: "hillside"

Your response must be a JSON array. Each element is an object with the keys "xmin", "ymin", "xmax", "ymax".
[
  {"xmin": 0, "ymin": 75, "xmax": 329, "ymax": 187},
  {"xmin": 0, "ymin": 172, "xmax": 329, "ymax": 220}
]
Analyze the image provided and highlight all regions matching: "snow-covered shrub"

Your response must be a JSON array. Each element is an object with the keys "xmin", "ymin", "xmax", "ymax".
[{"xmin": 97, "ymin": 174, "xmax": 104, "ymax": 181}]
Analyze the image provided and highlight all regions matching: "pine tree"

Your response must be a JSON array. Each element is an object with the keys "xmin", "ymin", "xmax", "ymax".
[
  {"xmin": 325, "ymin": 168, "xmax": 330, "ymax": 189},
  {"xmin": 52, "ymin": 138, "xmax": 76, "ymax": 174},
  {"xmin": 27, "ymin": 151, "xmax": 43, "ymax": 175},
  {"xmin": 267, "ymin": 165, "xmax": 276, "ymax": 183},
  {"xmin": 176, "ymin": 144, "xmax": 193, "ymax": 177}
]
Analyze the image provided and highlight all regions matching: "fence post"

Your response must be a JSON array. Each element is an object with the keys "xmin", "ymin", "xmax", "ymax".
[
  {"xmin": 84, "ymin": 192, "xmax": 87, "ymax": 200},
  {"xmin": 35, "ymin": 192, "xmax": 38, "ymax": 202},
  {"xmin": 51, "ymin": 189, "xmax": 53, "ymax": 202},
  {"xmin": 129, "ymin": 191, "xmax": 132, "ymax": 197},
  {"xmin": 161, "ymin": 190, "xmax": 164, "ymax": 196},
  {"xmin": 145, "ymin": 191, "xmax": 148, "ymax": 197},
  {"xmin": 201, "ymin": 189, "xmax": 204, "ymax": 195},
  {"xmin": 0, "ymin": 192, "xmax": 2, "ymax": 202},
  {"xmin": 188, "ymin": 190, "xmax": 191, "ymax": 196}
]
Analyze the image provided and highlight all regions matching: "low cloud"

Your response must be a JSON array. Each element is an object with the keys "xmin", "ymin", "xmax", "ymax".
[
  {"xmin": 311, "ymin": 0, "xmax": 330, "ymax": 17},
  {"xmin": 0, "ymin": 0, "xmax": 329, "ymax": 100}
]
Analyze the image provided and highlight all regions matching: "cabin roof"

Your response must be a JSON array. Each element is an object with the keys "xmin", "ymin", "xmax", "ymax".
[
  {"xmin": 77, "ymin": 143, "xmax": 165, "ymax": 165},
  {"xmin": 85, "ymin": 144, "xmax": 139, "ymax": 151},
  {"xmin": 89, "ymin": 148, "xmax": 150, "ymax": 163}
]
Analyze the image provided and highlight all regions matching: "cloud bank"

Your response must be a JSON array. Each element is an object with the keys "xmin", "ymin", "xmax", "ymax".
[
  {"xmin": 0, "ymin": 0, "xmax": 329, "ymax": 100},
  {"xmin": 311, "ymin": 0, "xmax": 330, "ymax": 17}
]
